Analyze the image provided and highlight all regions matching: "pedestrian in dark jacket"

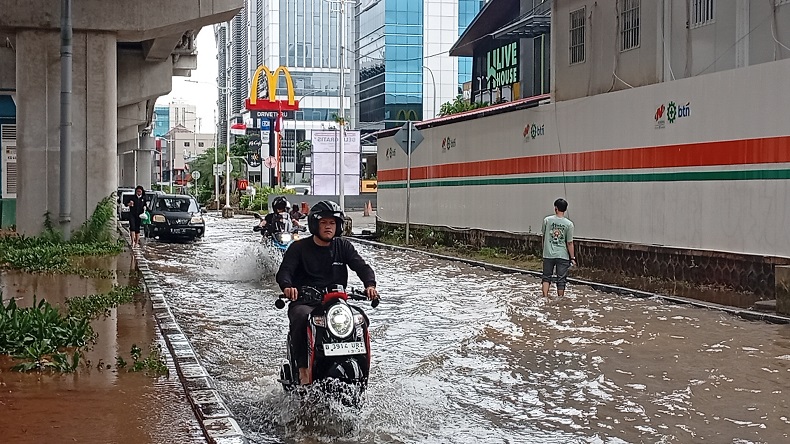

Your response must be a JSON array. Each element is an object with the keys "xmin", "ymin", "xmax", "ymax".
[{"xmin": 127, "ymin": 185, "xmax": 146, "ymax": 248}]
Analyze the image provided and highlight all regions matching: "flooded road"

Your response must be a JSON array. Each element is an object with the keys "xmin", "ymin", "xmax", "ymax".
[{"xmin": 144, "ymin": 215, "xmax": 790, "ymax": 444}]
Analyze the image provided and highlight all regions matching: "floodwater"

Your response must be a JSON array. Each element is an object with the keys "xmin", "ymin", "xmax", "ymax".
[
  {"xmin": 144, "ymin": 215, "xmax": 790, "ymax": 444},
  {"xmin": 0, "ymin": 252, "xmax": 205, "ymax": 443}
]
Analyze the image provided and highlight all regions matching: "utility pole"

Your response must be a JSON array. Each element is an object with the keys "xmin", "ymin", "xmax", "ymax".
[
  {"xmin": 338, "ymin": 0, "xmax": 346, "ymax": 212},
  {"xmin": 222, "ymin": 20, "xmax": 234, "ymax": 218}
]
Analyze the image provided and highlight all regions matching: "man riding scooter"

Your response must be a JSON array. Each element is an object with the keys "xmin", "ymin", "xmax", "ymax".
[
  {"xmin": 276, "ymin": 200, "xmax": 378, "ymax": 385},
  {"xmin": 257, "ymin": 196, "xmax": 298, "ymax": 235}
]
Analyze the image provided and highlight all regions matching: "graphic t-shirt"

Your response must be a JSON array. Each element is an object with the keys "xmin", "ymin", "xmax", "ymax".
[{"xmin": 542, "ymin": 215, "xmax": 574, "ymax": 259}]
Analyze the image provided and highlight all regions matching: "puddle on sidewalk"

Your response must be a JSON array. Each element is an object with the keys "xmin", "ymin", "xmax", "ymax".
[
  {"xmin": 0, "ymin": 252, "xmax": 205, "ymax": 443},
  {"xmin": 0, "ymin": 252, "xmax": 140, "ymax": 308}
]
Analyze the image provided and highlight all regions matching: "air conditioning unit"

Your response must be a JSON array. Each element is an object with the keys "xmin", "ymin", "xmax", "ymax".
[{"xmin": 1, "ymin": 124, "xmax": 17, "ymax": 199}]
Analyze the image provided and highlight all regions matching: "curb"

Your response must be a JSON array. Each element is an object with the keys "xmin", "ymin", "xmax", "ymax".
[
  {"xmin": 349, "ymin": 237, "xmax": 790, "ymax": 325},
  {"xmin": 119, "ymin": 225, "xmax": 249, "ymax": 444}
]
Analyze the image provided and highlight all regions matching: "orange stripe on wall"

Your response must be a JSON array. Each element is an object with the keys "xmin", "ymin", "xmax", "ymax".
[{"xmin": 378, "ymin": 136, "xmax": 790, "ymax": 182}]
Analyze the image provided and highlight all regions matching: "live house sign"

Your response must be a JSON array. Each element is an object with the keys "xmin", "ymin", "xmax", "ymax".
[{"xmin": 487, "ymin": 41, "xmax": 519, "ymax": 89}]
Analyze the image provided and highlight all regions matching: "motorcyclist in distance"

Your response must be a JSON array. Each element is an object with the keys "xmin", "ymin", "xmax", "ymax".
[
  {"xmin": 258, "ymin": 196, "xmax": 298, "ymax": 235},
  {"xmin": 276, "ymin": 200, "xmax": 378, "ymax": 385}
]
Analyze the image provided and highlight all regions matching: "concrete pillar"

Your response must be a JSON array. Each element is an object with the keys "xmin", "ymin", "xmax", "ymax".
[
  {"xmin": 136, "ymin": 134, "xmax": 154, "ymax": 188},
  {"xmin": 16, "ymin": 30, "xmax": 117, "ymax": 235},
  {"xmin": 776, "ymin": 265, "xmax": 790, "ymax": 316},
  {"xmin": 118, "ymin": 140, "xmax": 137, "ymax": 188}
]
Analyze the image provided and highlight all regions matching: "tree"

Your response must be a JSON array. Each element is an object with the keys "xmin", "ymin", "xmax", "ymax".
[
  {"xmin": 188, "ymin": 147, "xmax": 245, "ymax": 192},
  {"xmin": 438, "ymin": 95, "xmax": 488, "ymax": 117},
  {"xmin": 230, "ymin": 135, "xmax": 250, "ymax": 157},
  {"xmin": 296, "ymin": 140, "xmax": 312, "ymax": 156},
  {"xmin": 331, "ymin": 112, "xmax": 348, "ymax": 128}
]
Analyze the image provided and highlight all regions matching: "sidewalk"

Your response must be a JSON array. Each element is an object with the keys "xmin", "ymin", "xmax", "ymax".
[{"xmin": 347, "ymin": 210, "xmax": 377, "ymax": 235}]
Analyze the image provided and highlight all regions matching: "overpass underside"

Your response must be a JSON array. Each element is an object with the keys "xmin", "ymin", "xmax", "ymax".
[{"xmin": 0, "ymin": 0, "xmax": 242, "ymax": 235}]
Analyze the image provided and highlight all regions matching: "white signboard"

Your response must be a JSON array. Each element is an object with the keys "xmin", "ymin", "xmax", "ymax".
[{"xmin": 310, "ymin": 130, "xmax": 360, "ymax": 196}]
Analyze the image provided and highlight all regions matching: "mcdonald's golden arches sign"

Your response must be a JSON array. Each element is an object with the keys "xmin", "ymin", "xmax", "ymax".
[
  {"xmin": 245, "ymin": 65, "xmax": 301, "ymax": 112},
  {"xmin": 396, "ymin": 109, "xmax": 419, "ymax": 121}
]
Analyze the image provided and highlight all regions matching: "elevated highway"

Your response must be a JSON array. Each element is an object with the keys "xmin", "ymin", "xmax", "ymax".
[{"xmin": 0, "ymin": 0, "xmax": 243, "ymax": 234}]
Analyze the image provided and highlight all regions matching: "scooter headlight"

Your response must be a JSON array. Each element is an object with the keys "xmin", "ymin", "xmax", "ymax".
[
  {"xmin": 326, "ymin": 304, "xmax": 354, "ymax": 338},
  {"xmin": 276, "ymin": 233, "xmax": 292, "ymax": 243}
]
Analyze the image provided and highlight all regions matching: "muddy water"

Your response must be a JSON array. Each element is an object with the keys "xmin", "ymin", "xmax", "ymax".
[
  {"xmin": 145, "ymin": 216, "xmax": 790, "ymax": 444},
  {"xmin": 0, "ymin": 252, "xmax": 205, "ymax": 443}
]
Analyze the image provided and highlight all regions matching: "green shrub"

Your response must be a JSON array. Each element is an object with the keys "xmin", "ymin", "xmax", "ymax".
[{"xmin": 0, "ymin": 195, "xmax": 123, "ymax": 274}]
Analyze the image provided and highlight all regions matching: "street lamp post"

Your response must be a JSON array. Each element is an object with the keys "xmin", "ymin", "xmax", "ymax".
[
  {"xmin": 423, "ymin": 65, "xmax": 437, "ymax": 118},
  {"xmin": 183, "ymin": 79, "xmax": 230, "ymax": 213},
  {"xmin": 326, "ymin": 0, "xmax": 351, "ymax": 212}
]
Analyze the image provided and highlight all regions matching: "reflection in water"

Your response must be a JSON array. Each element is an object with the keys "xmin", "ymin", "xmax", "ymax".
[
  {"xmin": 0, "ymin": 251, "xmax": 204, "ymax": 443},
  {"xmin": 146, "ymin": 215, "xmax": 790, "ymax": 444}
]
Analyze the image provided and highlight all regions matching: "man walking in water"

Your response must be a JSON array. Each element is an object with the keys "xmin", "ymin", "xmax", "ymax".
[{"xmin": 541, "ymin": 198, "xmax": 575, "ymax": 298}]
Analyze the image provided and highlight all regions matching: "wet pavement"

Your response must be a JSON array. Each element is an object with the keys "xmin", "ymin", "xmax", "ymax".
[
  {"xmin": 143, "ymin": 213, "xmax": 790, "ymax": 444},
  {"xmin": 0, "ymin": 252, "xmax": 205, "ymax": 443}
]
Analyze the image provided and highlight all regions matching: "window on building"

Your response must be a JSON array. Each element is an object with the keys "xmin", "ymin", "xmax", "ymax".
[
  {"xmin": 198, "ymin": 142, "xmax": 205, "ymax": 147},
  {"xmin": 690, "ymin": 0, "xmax": 715, "ymax": 28},
  {"xmin": 569, "ymin": 8, "xmax": 585, "ymax": 64},
  {"xmin": 620, "ymin": 0, "xmax": 640, "ymax": 51},
  {"xmin": 184, "ymin": 142, "xmax": 190, "ymax": 147}
]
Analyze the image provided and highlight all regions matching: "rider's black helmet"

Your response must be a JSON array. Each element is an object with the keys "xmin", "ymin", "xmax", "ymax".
[
  {"xmin": 308, "ymin": 200, "xmax": 344, "ymax": 238},
  {"xmin": 272, "ymin": 196, "xmax": 289, "ymax": 212}
]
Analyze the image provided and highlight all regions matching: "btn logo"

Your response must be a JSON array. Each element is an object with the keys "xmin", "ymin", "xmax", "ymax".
[
  {"xmin": 655, "ymin": 101, "xmax": 690, "ymax": 129},
  {"xmin": 441, "ymin": 137, "xmax": 456, "ymax": 151},
  {"xmin": 523, "ymin": 123, "xmax": 545, "ymax": 141}
]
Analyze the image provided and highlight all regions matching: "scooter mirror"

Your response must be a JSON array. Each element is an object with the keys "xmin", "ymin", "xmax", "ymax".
[{"xmin": 275, "ymin": 298, "xmax": 286, "ymax": 309}]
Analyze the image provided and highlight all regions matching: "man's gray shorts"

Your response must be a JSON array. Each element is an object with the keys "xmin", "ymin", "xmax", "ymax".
[{"xmin": 542, "ymin": 258, "xmax": 571, "ymax": 289}]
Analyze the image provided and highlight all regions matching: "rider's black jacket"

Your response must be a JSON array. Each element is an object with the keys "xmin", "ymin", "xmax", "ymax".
[
  {"xmin": 263, "ymin": 211, "xmax": 290, "ymax": 235},
  {"xmin": 276, "ymin": 236, "xmax": 376, "ymax": 298}
]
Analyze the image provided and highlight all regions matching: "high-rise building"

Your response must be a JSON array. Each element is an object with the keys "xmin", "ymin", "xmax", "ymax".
[
  {"xmin": 216, "ymin": 0, "xmax": 351, "ymax": 184},
  {"xmin": 168, "ymin": 99, "xmax": 198, "ymax": 133},
  {"xmin": 214, "ymin": 22, "xmax": 229, "ymax": 145},
  {"xmin": 354, "ymin": 0, "xmax": 484, "ymax": 131},
  {"xmin": 152, "ymin": 106, "xmax": 170, "ymax": 138}
]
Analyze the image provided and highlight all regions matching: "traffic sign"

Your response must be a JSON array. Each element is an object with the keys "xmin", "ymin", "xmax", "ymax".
[
  {"xmin": 191, "ymin": 171, "xmax": 201, "ymax": 180},
  {"xmin": 393, "ymin": 121, "xmax": 423, "ymax": 154},
  {"xmin": 263, "ymin": 156, "xmax": 276, "ymax": 169}
]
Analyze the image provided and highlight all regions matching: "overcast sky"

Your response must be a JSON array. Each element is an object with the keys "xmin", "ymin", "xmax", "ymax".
[{"xmin": 156, "ymin": 27, "xmax": 219, "ymax": 134}]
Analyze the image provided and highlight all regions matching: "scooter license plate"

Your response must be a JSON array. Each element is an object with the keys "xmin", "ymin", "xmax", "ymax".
[{"xmin": 323, "ymin": 341, "xmax": 366, "ymax": 356}]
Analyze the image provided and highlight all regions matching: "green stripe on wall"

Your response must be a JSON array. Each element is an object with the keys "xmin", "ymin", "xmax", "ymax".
[{"xmin": 378, "ymin": 169, "xmax": 790, "ymax": 189}]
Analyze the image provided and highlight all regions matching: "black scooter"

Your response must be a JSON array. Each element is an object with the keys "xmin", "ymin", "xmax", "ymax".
[{"xmin": 275, "ymin": 286, "xmax": 379, "ymax": 402}]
